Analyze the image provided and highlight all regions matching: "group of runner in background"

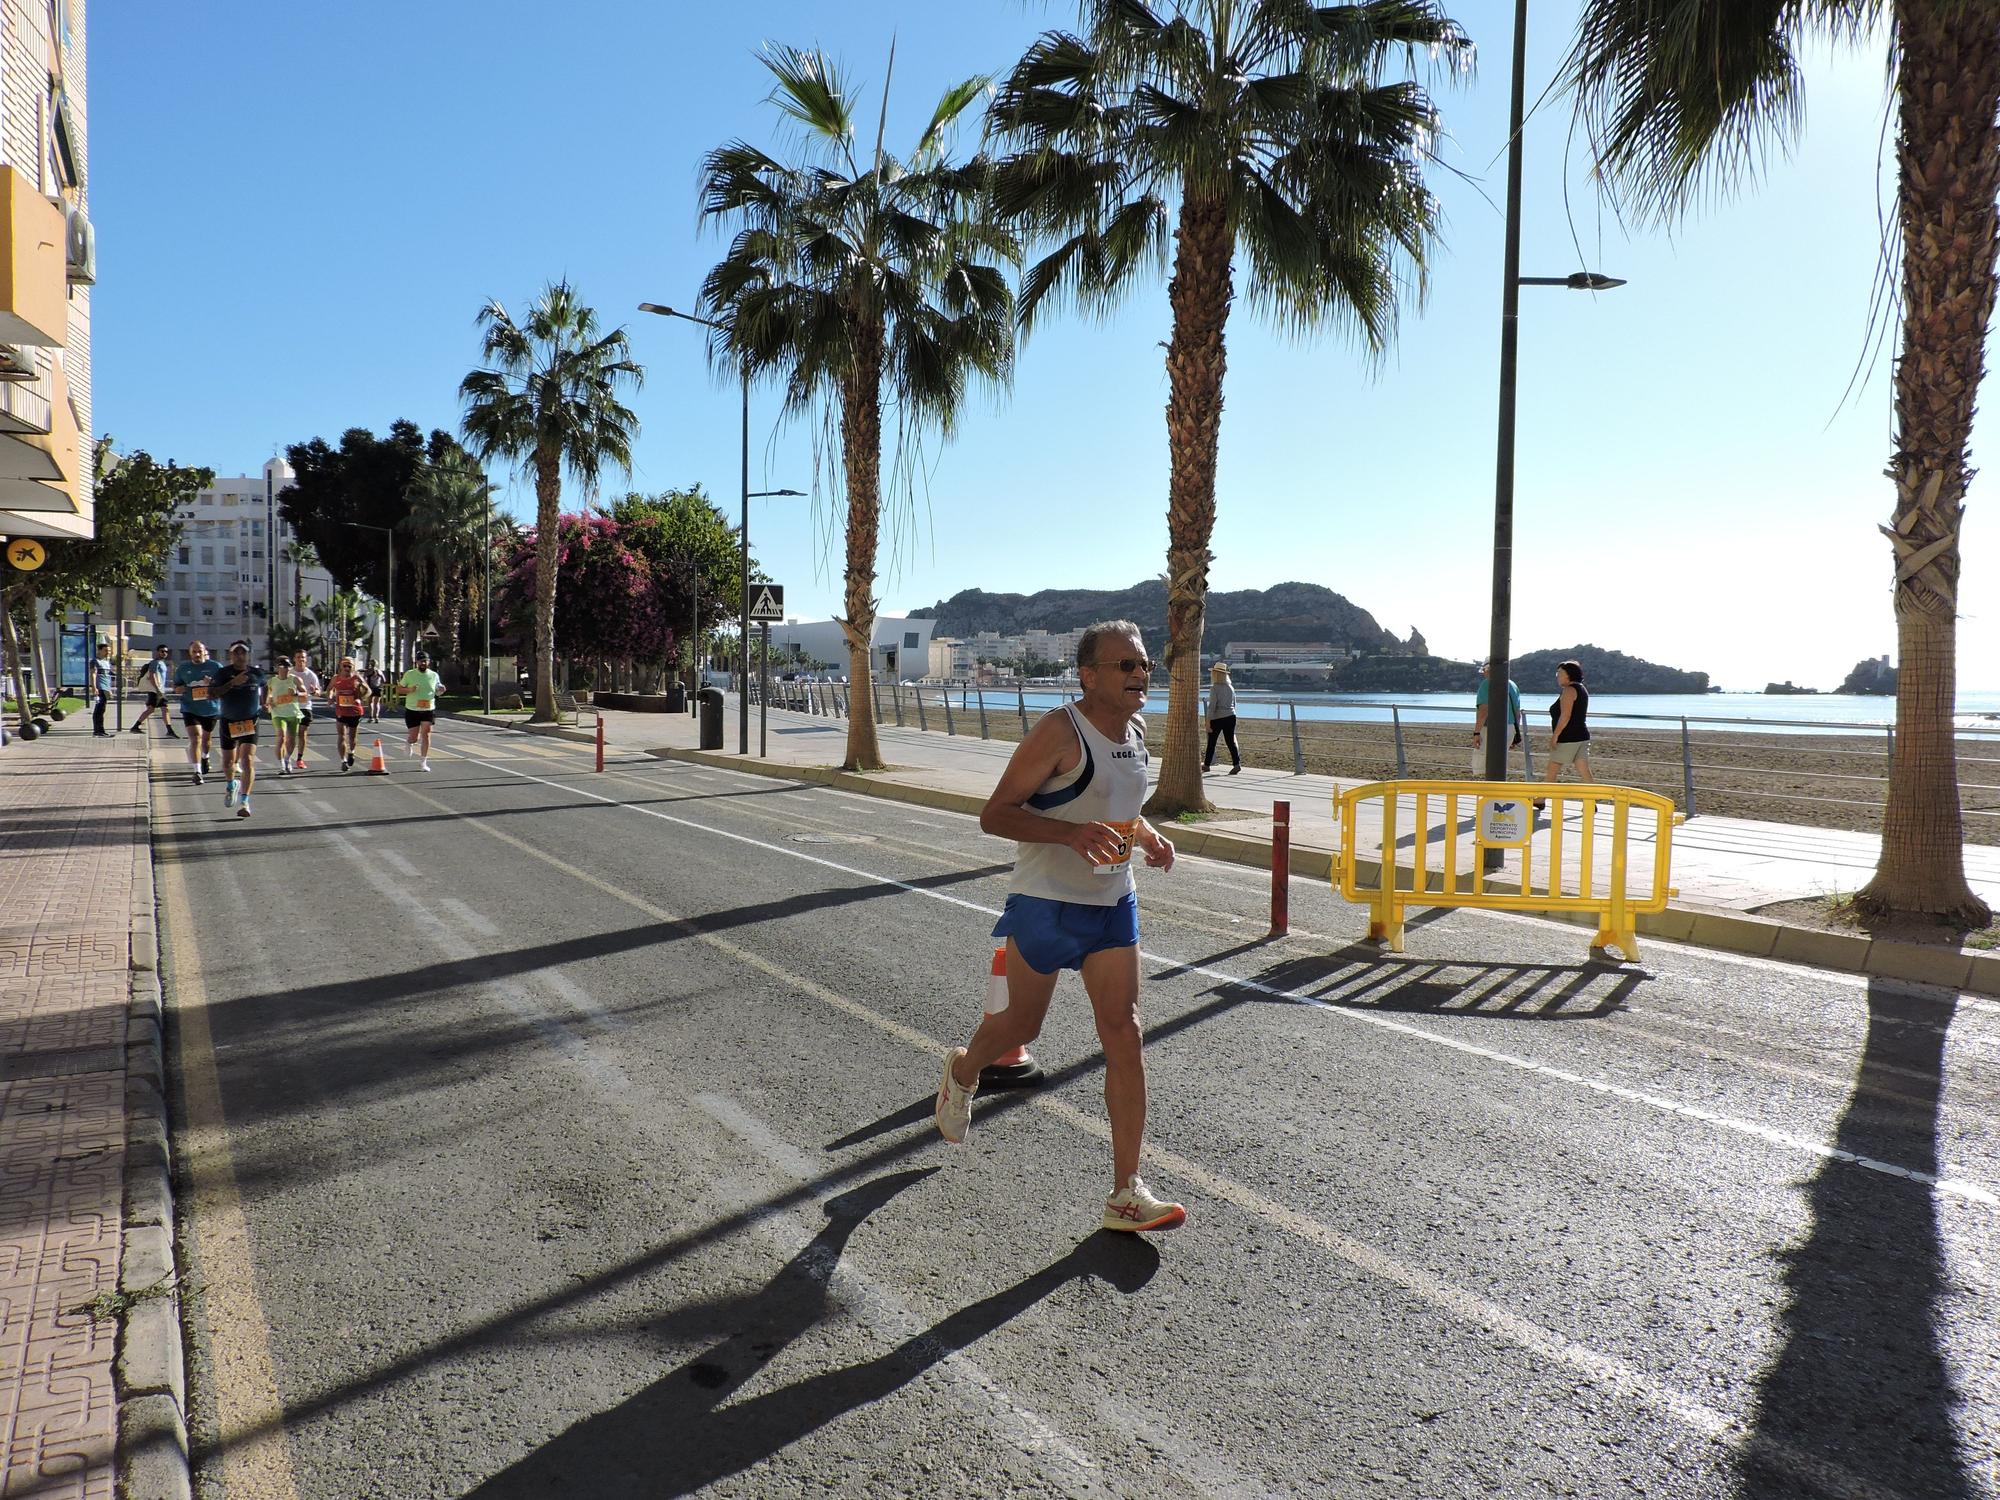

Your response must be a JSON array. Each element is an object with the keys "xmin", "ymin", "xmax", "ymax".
[{"xmin": 133, "ymin": 641, "xmax": 444, "ymax": 818}]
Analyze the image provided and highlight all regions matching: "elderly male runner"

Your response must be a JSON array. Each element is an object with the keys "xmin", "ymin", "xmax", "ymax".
[{"xmin": 935, "ymin": 620, "xmax": 1186, "ymax": 1233}]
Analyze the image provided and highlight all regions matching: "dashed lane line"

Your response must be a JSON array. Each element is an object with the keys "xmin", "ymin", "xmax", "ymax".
[
  {"xmin": 376, "ymin": 767, "xmax": 1918, "ymax": 1500},
  {"xmin": 437, "ymin": 742, "xmax": 1999, "ymax": 1210}
]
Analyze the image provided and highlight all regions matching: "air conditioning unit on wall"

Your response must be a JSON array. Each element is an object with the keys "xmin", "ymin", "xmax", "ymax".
[{"xmin": 64, "ymin": 206, "xmax": 94, "ymax": 286}]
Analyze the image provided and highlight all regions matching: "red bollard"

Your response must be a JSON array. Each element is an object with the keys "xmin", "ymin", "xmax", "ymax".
[
  {"xmin": 595, "ymin": 715, "xmax": 605, "ymax": 773},
  {"xmin": 1270, "ymin": 799, "xmax": 1290, "ymax": 936}
]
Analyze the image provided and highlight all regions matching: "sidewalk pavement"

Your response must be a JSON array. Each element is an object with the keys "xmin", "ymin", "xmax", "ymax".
[
  {"xmin": 458, "ymin": 696, "xmax": 2000, "ymax": 993},
  {"xmin": 0, "ymin": 722, "xmax": 183, "ymax": 1499}
]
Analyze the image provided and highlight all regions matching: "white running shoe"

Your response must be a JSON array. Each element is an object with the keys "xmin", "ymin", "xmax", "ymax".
[
  {"xmin": 420, "ymin": 759, "xmax": 431, "ymax": 772},
  {"xmin": 934, "ymin": 1047, "xmax": 976, "ymax": 1144},
  {"xmin": 1103, "ymin": 1177, "xmax": 1187, "ymax": 1233},
  {"xmin": 406, "ymin": 741, "xmax": 416, "ymax": 757},
  {"xmin": 223, "ymin": 780, "xmax": 239, "ymax": 808}
]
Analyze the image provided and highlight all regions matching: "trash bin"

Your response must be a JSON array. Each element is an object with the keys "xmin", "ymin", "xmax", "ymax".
[
  {"xmin": 665, "ymin": 683, "xmax": 686, "ymax": 714},
  {"xmin": 698, "ymin": 686, "xmax": 724, "ymax": 750}
]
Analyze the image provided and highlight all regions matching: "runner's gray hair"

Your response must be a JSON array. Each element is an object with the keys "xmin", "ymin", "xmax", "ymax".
[{"xmin": 1077, "ymin": 620, "xmax": 1145, "ymax": 670}]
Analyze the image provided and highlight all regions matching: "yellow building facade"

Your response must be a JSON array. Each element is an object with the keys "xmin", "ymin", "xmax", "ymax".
[{"xmin": 0, "ymin": 0, "xmax": 89, "ymax": 542}]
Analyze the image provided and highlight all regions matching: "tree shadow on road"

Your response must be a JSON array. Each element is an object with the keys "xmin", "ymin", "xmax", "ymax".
[
  {"xmin": 1733, "ymin": 981, "xmax": 1982, "ymax": 1500},
  {"xmin": 457, "ymin": 1175, "xmax": 1157, "ymax": 1499}
]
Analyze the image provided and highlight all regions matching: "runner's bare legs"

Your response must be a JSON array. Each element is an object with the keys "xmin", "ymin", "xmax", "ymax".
[
  {"xmin": 953, "ymin": 941, "xmax": 1059, "ymax": 1082},
  {"xmin": 1080, "ymin": 944, "xmax": 1146, "ymax": 1190}
]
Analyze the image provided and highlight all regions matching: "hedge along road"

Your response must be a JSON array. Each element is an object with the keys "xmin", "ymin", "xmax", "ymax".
[{"xmin": 150, "ymin": 720, "xmax": 2000, "ymax": 1500}]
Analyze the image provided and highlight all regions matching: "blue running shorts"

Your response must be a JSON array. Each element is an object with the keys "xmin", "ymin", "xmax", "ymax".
[{"xmin": 992, "ymin": 893, "xmax": 1140, "ymax": 974}]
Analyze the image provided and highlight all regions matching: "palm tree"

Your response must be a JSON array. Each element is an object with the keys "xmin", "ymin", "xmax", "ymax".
[
  {"xmin": 459, "ymin": 282, "xmax": 642, "ymax": 723},
  {"xmin": 404, "ymin": 449, "xmax": 493, "ymax": 683},
  {"xmin": 1568, "ymin": 2, "xmax": 1992, "ymax": 927},
  {"xmin": 989, "ymin": 1, "xmax": 1468, "ymax": 814},
  {"xmin": 697, "ymin": 45, "xmax": 1017, "ymax": 770},
  {"xmin": 282, "ymin": 539, "xmax": 317, "ymax": 629}
]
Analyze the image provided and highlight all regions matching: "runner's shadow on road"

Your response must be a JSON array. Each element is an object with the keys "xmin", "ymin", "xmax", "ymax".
[
  {"xmin": 458, "ymin": 1178, "xmax": 1157, "ymax": 1499},
  {"xmin": 1733, "ymin": 981, "xmax": 1980, "ymax": 1500}
]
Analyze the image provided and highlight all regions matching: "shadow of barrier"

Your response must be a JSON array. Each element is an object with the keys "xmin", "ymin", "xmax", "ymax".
[{"xmin": 1335, "ymin": 780, "xmax": 1683, "ymax": 960}]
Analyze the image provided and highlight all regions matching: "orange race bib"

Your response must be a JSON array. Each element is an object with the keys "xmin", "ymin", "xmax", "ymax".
[
  {"xmin": 271, "ymin": 688, "xmax": 295, "ymax": 706},
  {"xmin": 336, "ymin": 694, "xmax": 359, "ymax": 710},
  {"xmin": 190, "ymin": 684, "xmax": 209, "ymax": 700},
  {"xmin": 227, "ymin": 719, "xmax": 256, "ymax": 737},
  {"xmin": 410, "ymin": 697, "xmax": 434, "ymax": 711},
  {"xmin": 1091, "ymin": 817, "xmax": 1141, "ymax": 875}
]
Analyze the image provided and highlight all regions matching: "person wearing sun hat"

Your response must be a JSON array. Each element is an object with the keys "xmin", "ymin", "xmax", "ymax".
[{"xmin": 1203, "ymin": 659, "xmax": 1241, "ymax": 775}]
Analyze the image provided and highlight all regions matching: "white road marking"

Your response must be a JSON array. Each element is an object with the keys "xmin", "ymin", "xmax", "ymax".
[
  {"xmin": 378, "ymin": 768, "xmax": 1918, "ymax": 1500},
  {"xmin": 378, "ymin": 849, "xmax": 419, "ymax": 878},
  {"xmin": 437, "ymin": 898, "xmax": 499, "ymax": 936},
  {"xmin": 445, "ymin": 748, "xmax": 1999, "ymax": 1209},
  {"xmin": 691, "ymin": 1093, "xmax": 1105, "ymax": 1487}
]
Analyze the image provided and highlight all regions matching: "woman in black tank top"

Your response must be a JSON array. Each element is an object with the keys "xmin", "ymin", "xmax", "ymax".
[{"xmin": 1536, "ymin": 660, "xmax": 1593, "ymax": 807}]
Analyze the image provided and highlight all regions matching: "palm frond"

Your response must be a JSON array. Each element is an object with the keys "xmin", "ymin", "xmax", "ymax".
[
  {"xmin": 1566, "ymin": 0, "xmax": 1809, "ymax": 223},
  {"xmin": 760, "ymin": 43, "xmax": 856, "ymax": 152}
]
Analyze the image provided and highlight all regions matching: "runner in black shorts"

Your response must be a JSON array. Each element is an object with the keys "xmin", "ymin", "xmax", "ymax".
[
  {"xmin": 397, "ymin": 651, "xmax": 443, "ymax": 771},
  {"xmin": 210, "ymin": 642, "xmax": 266, "ymax": 818},
  {"xmin": 327, "ymin": 656, "xmax": 368, "ymax": 770}
]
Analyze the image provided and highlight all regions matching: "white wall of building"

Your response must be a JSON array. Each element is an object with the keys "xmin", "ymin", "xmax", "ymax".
[
  {"xmin": 760, "ymin": 614, "xmax": 935, "ymax": 682},
  {"xmin": 138, "ymin": 457, "xmax": 343, "ymax": 665}
]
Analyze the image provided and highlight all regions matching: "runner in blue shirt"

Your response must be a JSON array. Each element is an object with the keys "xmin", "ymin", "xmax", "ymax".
[
  {"xmin": 172, "ymin": 642, "xmax": 222, "ymax": 785},
  {"xmin": 209, "ymin": 642, "xmax": 266, "ymax": 817}
]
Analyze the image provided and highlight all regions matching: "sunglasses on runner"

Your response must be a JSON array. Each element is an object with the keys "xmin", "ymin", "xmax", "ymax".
[{"xmin": 1088, "ymin": 656, "xmax": 1153, "ymax": 675}]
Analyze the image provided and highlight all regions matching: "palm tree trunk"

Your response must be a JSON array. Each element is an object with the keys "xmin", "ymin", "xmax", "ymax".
[
  {"xmin": 838, "ymin": 314, "xmax": 886, "ymax": 771},
  {"xmin": 530, "ymin": 452, "xmax": 562, "ymax": 724},
  {"xmin": 441, "ymin": 571, "xmax": 463, "ymax": 686},
  {"xmin": 1858, "ymin": 2, "xmax": 1998, "ymax": 926},
  {"xmin": 1144, "ymin": 192, "xmax": 1233, "ymax": 819}
]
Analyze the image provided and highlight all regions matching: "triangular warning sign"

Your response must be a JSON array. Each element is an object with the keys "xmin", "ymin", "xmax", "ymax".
[{"xmin": 749, "ymin": 585, "xmax": 783, "ymax": 620}]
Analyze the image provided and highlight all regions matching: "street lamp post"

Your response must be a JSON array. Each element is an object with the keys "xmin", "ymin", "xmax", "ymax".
[
  {"xmin": 638, "ymin": 302, "xmax": 803, "ymax": 754},
  {"xmin": 483, "ymin": 483, "xmax": 494, "ymax": 716},
  {"xmin": 1483, "ymin": 0, "xmax": 1624, "ymax": 867},
  {"xmin": 339, "ymin": 521, "xmax": 395, "ymax": 672}
]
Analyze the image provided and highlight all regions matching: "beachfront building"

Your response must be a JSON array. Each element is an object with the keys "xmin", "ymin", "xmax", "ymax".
[
  {"xmin": 1222, "ymin": 641, "xmax": 1352, "ymax": 666},
  {"xmin": 761, "ymin": 614, "xmax": 936, "ymax": 683},
  {"xmin": 0, "ymin": 0, "xmax": 93, "ymax": 543},
  {"xmin": 135, "ymin": 459, "xmax": 341, "ymax": 663}
]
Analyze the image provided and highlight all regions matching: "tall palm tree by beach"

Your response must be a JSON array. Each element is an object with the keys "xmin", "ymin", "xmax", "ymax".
[
  {"xmin": 404, "ymin": 449, "xmax": 493, "ymax": 682},
  {"xmin": 1567, "ymin": 1, "xmax": 1993, "ymax": 926},
  {"xmin": 696, "ymin": 44, "xmax": 1017, "ymax": 771},
  {"xmin": 987, "ymin": 0, "xmax": 1470, "ymax": 815},
  {"xmin": 459, "ymin": 281, "xmax": 642, "ymax": 724}
]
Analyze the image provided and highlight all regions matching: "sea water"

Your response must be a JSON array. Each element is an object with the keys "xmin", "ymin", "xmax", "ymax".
[{"xmin": 965, "ymin": 687, "xmax": 2000, "ymax": 736}]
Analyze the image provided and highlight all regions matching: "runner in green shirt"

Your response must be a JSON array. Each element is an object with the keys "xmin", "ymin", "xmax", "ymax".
[
  {"xmin": 267, "ymin": 660, "xmax": 306, "ymax": 776},
  {"xmin": 396, "ymin": 652, "xmax": 444, "ymax": 771}
]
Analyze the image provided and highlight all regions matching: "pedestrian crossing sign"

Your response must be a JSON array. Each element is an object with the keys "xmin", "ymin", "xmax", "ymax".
[{"xmin": 748, "ymin": 584, "xmax": 785, "ymax": 622}]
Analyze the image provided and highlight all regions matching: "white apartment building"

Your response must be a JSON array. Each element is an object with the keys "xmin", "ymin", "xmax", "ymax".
[
  {"xmin": 760, "ymin": 615, "xmax": 935, "ymax": 682},
  {"xmin": 1222, "ymin": 640, "xmax": 1351, "ymax": 665},
  {"xmin": 137, "ymin": 458, "xmax": 340, "ymax": 663},
  {"xmin": 0, "ymin": 0, "xmax": 93, "ymax": 542}
]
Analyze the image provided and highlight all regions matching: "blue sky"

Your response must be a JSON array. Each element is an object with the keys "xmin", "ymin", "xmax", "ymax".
[{"xmin": 92, "ymin": 2, "xmax": 1996, "ymax": 691}]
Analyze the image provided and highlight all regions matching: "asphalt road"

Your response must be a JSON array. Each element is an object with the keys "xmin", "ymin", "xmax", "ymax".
[{"xmin": 150, "ymin": 720, "xmax": 2000, "ymax": 1500}]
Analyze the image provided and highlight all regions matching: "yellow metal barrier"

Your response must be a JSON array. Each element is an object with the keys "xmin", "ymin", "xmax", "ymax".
[{"xmin": 1333, "ymin": 781, "xmax": 1683, "ymax": 960}]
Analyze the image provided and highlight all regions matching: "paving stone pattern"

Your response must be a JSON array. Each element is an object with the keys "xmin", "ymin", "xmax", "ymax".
[{"xmin": 0, "ymin": 732, "xmax": 153, "ymax": 1500}]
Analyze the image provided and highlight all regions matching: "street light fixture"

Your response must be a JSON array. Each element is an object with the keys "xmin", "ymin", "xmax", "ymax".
[
  {"xmin": 639, "ymin": 301, "xmax": 803, "ymax": 754},
  {"xmin": 1483, "ymin": 0, "xmax": 1625, "ymax": 868},
  {"xmin": 338, "ymin": 521, "xmax": 395, "ymax": 671}
]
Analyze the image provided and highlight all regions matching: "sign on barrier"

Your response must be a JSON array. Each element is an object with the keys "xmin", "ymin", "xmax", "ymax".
[{"xmin": 1334, "ymin": 780, "xmax": 1682, "ymax": 960}]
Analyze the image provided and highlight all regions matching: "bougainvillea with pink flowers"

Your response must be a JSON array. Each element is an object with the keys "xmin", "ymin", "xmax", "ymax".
[{"xmin": 497, "ymin": 515, "xmax": 675, "ymax": 667}]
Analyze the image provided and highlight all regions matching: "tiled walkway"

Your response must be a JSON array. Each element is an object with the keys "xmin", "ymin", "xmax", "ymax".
[{"xmin": 0, "ymin": 729, "xmax": 151, "ymax": 1499}]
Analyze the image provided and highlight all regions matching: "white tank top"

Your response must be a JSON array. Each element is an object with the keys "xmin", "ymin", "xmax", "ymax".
[{"xmin": 1011, "ymin": 705, "xmax": 1149, "ymax": 906}]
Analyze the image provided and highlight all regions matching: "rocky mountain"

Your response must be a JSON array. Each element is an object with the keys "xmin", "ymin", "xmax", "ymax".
[
  {"xmin": 910, "ymin": 580, "xmax": 1401, "ymax": 655},
  {"xmin": 1503, "ymin": 645, "xmax": 1710, "ymax": 694},
  {"xmin": 1838, "ymin": 656, "xmax": 1897, "ymax": 694}
]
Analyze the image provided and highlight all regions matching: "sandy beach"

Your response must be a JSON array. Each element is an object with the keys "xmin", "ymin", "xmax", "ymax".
[{"xmin": 867, "ymin": 690, "xmax": 2000, "ymax": 844}]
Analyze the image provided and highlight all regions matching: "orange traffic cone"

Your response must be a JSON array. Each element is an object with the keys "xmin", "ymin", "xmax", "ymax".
[
  {"xmin": 978, "ymin": 944, "xmax": 1044, "ymax": 1090},
  {"xmin": 367, "ymin": 738, "xmax": 389, "ymax": 775}
]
